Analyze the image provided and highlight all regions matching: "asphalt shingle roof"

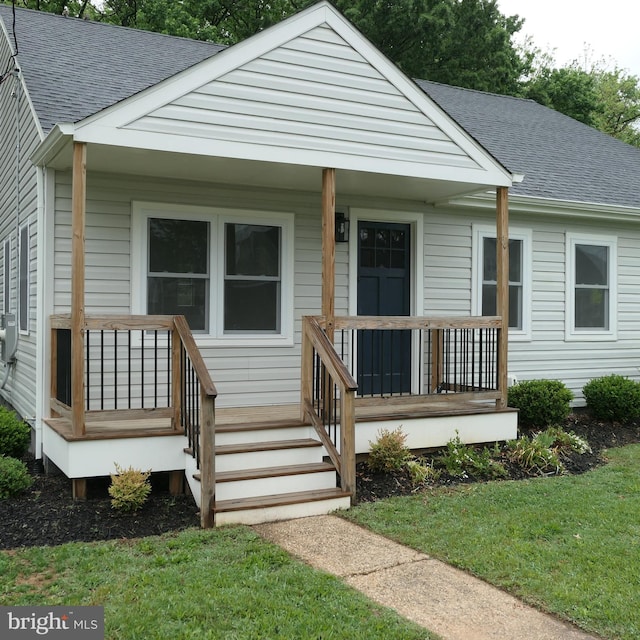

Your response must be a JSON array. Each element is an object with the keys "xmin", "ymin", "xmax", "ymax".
[
  {"xmin": 2, "ymin": 4, "xmax": 640, "ymax": 209},
  {"xmin": 0, "ymin": 5, "xmax": 222, "ymax": 133}
]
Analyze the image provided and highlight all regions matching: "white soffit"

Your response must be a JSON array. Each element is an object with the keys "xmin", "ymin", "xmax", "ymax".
[{"xmin": 72, "ymin": 1, "xmax": 511, "ymax": 187}]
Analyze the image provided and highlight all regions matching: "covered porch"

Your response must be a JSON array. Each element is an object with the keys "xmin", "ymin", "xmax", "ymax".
[{"xmin": 41, "ymin": 117, "xmax": 515, "ymax": 527}]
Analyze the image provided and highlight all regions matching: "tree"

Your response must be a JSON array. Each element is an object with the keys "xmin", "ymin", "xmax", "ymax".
[{"xmin": 522, "ymin": 48, "xmax": 640, "ymax": 147}]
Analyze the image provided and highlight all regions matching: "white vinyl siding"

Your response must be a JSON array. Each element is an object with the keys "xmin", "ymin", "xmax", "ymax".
[
  {"xmin": 472, "ymin": 225, "xmax": 532, "ymax": 340},
  {"xmin": 19, "ymin": 223, "xmax": 29, "ymax": 333},
  {"xmin": 3, "ymin": 238, "xmax": 10, "ymax": 312},
  {"xmin": 125, "ymin": 25, "xmax": 482, "ymax": 174},
  {"xmin": 565, "ymin": 233, "xmax": 617, "ymax": 341}
]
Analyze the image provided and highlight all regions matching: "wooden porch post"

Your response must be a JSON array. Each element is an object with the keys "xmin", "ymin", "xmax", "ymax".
[
  {"xmin": 321, "ymin": 168, "xmax": 336, "ymax": 342},
  {"xmin": 71, "ymin": 142, "xmax": 86, "ymax": 437},
  {"xmin": 496, "ymin": 186, "xmax": 509, "ymax": 409}
]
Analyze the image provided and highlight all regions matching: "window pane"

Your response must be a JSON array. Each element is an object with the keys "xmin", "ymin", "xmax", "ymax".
[
  {"xmin": 148, "ymin": 277, "xmax": 208, "ymax": 331},
  {"xmin": 226, "ymin": 224, "xmax": 280, "ymax": 277},
  {"xmin": 149, "ymin": 218, "xmax": 208, "ymax": 274},
  {"xmin": 483, "ymin": 237, "xmax": 496, "ymax": 281},
  {"xmin": 482, "ymin": 284, "xmax": 496, "ymax": 316},
  {"xmin": 19, "ymin": 225, "xmax": 29, "ymax": 332},
  {"xmin": 576, "ymin": 244, "xmax": 607, "ymax": 286},
  {"xmin": 509, "ymin": 284, "xmax": 522, "ymax": 329},
  {"xmin": 575, "ymin": 288, "xmax": 608, "ymax": 329},
  {"xmin": 509, "ymin": 239, "xmax": 522, "ymax": 283},
  {"xmin": 225, "ymin": 281, "xmax": 279, "ymax": 332}
]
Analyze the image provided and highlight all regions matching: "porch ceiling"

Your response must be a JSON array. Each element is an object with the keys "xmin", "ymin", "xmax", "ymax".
[{"xmin": 43, "ymin": 140, "xmax": 495, "ymax": 203}]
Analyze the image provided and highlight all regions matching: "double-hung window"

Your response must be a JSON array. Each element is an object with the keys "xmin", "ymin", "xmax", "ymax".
[
  {"xmin": 133, "ymin": 203, "xmax": 293, "ymax": 344},
  {"xmin": 566, "ymin": 233, "xmax": 616, "ymax": 340},
  {"xmin": 473, "ymin": 225, "xmax": 531, "ymax": 340}
]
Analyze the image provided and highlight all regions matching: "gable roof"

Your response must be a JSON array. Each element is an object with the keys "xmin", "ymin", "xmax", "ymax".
[
  {"xmin": 2, "ymin": 3, "xmax": 640, "ymax": 209},
  {"xmin": 0, "ymin": 4, "xmax": 222, "ymax": 134}
]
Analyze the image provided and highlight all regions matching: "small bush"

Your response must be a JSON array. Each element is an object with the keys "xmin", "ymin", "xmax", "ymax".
[
  {"xmin": 109, "ymin": 464, "xmax": 151, "ymax": 512},
  {"xmin": 439, "ymin": 433, "xmax": 507, "ymax": 480},
  {"xmin": 582, "ymin": 374, "xmax": 640, "ymax": 422},
  {"xmin": 0, "ymin": 406, "xmax": 31, "ymax": 459},
  {"xmin": 543, "ymin": 426, "xmax": 592, "ymax": 457},
  {"xmin": 0, "ymin": 455, "xmax": 33, "ymax": 498},
  {"xmin": 367, "ymin": 427, "xmax": 412, "ymax": 473},
  {"xmin": 505, "ymin": 434, "xmax": 564, "ymax": 476},
  {"xmin": 405, "ymin": 459, "xmax": 441, "ymax": 486},
  {"xmin": 508, "ymin": 379, "xmax": 573, "ymax": 430}
]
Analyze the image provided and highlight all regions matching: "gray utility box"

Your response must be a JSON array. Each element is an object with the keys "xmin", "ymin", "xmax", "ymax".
[{"xmin": 1, "ymin": 313, "xmax": 17, "ymax": 362}]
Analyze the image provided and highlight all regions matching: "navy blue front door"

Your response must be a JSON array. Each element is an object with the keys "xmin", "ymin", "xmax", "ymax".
[{"xmin": 357, "ymin": 221, "xmax": 411, "ymax": 395}]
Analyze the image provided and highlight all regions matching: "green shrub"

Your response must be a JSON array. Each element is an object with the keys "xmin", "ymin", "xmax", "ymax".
[
  {"xmin": 109, "ymin": 464, "xmax": 152, "ymax": 512},
  {"xmin": 508, "ymin": 379, "xmax": 573, "ymax": 430},
  {"xmin": 0, "ymin": 455, "xmax": 33, "ymax": 498},
  {"xmin": 439, "ymin": 433, "xmax": 507, "ymax": 480},
  {"xmin": 405, "ymin": 458, "xmax": 441, "ymax": 486},
  {"xmin": 0, "ymin": 406, "xmax": 30, "ymax": 459},
  {"xmin": 367, "ymin": 427, "xmax": 412, "ymax": 473},
  {"xmin": 505, "ymin": 434, "xmax": 564, "ymax": 476},
  {"xmin": 582, "ymin": 374, "xmax": 640, "ymax": 422},
  {"xmin": 542, "ymin": 426, "xmax": 592, "ymax": 457}
]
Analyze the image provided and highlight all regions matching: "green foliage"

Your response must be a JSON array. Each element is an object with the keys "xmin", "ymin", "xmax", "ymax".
[
  {"xmin": 0, "ymin": 455, "xmax": 33, "ymax": 498},
  {"xmin": 108, "ymin": 464, "xmax": 152, "ymax": 512},
  {"xmin": 582, "ymin": 374, "xmax": 640, "ymax": 422},
  {"xmin": 542, "ymin": 426, "xmax": 592, "ymax": 457},
  {"xmin": 367, "ymin": 427, "xmax": 412, "ymax": 473},
  {"xmin": 405, "ymin": 458, "xmax": 441, "ymax": 486},
  {"xmin": 439, "ymin": 433, "xmax": 507, "ymax": 480},
  {"xmin": 508, "ymin": 379, "xmax": 573, "ymax": 430},
  {"xmin": 505, "ymin": 433, "xmax": 563, "ymax": 475},
  {"xmin": 0, "ymin": 406, "xmax": 31, "ymax": 459}
]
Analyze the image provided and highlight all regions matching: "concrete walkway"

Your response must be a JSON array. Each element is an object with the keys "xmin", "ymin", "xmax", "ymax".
[{"xmin": 254, "ymin": 515, "xmax": 599, "ymax": 640}]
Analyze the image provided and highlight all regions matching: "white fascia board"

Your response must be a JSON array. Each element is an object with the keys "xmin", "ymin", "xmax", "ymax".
[
  {"xmin": 446, "ymin": 190, "xmax": 640, "ymax": 221},
  {"xmin": 73, "ymin": 125, "xmax": 509, "ymax": 186},
  {"xmin": 30, "ymin": 123, "xmax": 75, "ymax": 166},
  {"xmin": 70, "ymin": 1, "xmax": 511, "ymax": 187}
]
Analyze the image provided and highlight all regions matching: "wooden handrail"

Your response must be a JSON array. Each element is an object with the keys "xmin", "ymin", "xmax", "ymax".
[
  {"xmin": 332, "ymin": 315, "xmax": 502, "ymax": 330},
  {"xmin": 173, "ymin": 315, "xmax": 217, "ymax": 399},
  {"xmin": 304, "ymin": 317, "xmax": 357, "ymax": 392}
]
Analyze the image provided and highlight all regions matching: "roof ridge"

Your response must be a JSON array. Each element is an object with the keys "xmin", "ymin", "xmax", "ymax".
[{"xmin": 415, "ymin": 77, "xmax": 537, "ymax": 105}]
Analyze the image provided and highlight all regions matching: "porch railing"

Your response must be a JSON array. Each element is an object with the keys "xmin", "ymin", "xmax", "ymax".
[
  {"xmin": 329, "ymin": 315, "xmax": 503, "ymax": 406},
  {"xmin": 50, "ymin": 314, "xmax": 217, "ymax": 527},
  {"xmin": 301, "ymin": 316, "xmax": 358, "ymax": 500}
]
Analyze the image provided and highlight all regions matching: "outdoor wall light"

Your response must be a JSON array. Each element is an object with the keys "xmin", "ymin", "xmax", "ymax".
[{"xmin": 335, "ymin": 210, "xmax": 350, "ymax": 243}]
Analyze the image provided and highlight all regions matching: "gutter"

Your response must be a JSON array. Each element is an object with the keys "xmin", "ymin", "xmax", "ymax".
[{"xmin": 30, "ymin": 123, "xmax": 75, "ymax": 167}]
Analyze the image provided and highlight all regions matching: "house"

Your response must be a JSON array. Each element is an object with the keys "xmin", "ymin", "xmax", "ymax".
[{"xmin": 1, "ymin": 2, "xmax": 639, "ymax": 526}]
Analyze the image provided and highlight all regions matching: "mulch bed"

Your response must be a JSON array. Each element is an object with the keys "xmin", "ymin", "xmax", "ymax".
[{"xmin": 1, "ymin": 411, "xmax": 639, "ymax": 550}]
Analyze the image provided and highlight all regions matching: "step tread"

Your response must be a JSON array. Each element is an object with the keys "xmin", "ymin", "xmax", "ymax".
[
  {"xmin": 216, "ymin": 438, "xmax": 322, "ymax": 455},
  {"xmin": 216, "ymin": 419, "xmax": 308, "ymax": 434},
  {"xmin": 214, "ymin": 487, "xmax": 351, "ymax": 513},
  {"xmin": 215, "ymin": 462, "xmax": 336, "ymax": 483}
]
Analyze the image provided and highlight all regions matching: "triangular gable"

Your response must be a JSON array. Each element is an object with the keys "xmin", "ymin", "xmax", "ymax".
[{"xmin": 72, "ymin": 1, "xmax": 511, "ymax": 187}]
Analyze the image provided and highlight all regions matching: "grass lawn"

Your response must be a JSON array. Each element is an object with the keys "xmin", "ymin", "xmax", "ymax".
[
  {"xmin": 343, "ymin": 443, "xmax": 640, "ymax": 640},
  {"xmin": 0, "ymin": 526, "xmax": 435, "ymax": 640}
]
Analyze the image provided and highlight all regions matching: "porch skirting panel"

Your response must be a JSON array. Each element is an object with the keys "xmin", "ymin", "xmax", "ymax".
[{"xmin": 42, "ymin": 425, "xmax": 188, "ymax": 478}]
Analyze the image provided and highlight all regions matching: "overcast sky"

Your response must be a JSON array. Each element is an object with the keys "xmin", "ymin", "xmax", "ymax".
[{"xmin": 498, "ymin": 0, "xmax": 640, "ymax": 77}]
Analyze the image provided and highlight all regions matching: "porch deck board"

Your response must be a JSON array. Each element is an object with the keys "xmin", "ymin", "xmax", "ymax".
[{"xmin": 45, "ymin": 400, "xmax": 512, "ymax": 442}]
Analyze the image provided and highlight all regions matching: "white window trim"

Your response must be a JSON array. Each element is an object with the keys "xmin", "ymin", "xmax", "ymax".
[
  {"xmin": 19, "ymin": 223, "xmax": 30, "ymax": 335},
  {"xmin": 132, "ymin": 202, "xmax": 294, "ymax": 347},
  {"xmin": 472, "ymin": 224, "xmax": 532, "ymax": 341},
  {"xmin": 565, "ymin": 232, "xmax": 617, "ymax": 341}
]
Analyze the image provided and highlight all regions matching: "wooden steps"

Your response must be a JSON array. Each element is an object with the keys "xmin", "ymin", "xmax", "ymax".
[{"xmin": 184, "ymin": 421, "xmax": 351, "ymax": 526}]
